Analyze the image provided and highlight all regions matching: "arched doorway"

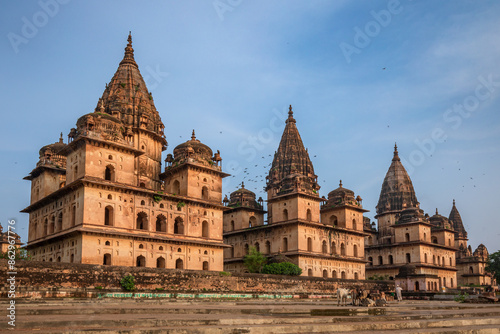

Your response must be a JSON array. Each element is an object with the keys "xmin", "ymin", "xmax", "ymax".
[
  {"xmin": 136, "ymin": 255, "xmax": 145, "ymax": 267},
  {"xmin": 175, "ymin": 258, "xmax": 184, "ymax": 269}
]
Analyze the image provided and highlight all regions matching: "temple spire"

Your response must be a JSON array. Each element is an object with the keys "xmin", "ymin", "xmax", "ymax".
[
  {"xmin": 393, "ymin": 143, "xmax": 400, "ymax": 161},
  {"xmin": 191, "ymin": 129, "xmax": 196, "ymax": 140},
  {"xmin": 119, "ymin": 32, "xmax": 138, "ymax": 68},
  {"xmin": 59, "ymin": 132, "xmax": 63, "ymax": 143},
  {"xmin": 286, "ymin": 105, "xmax": 296, "ymax": 123}
]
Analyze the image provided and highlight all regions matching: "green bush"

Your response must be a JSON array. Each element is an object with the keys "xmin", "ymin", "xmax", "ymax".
[
  {"xmin": 454, "ymin": 292, "xmax": 468, "ymax": 303},
  {"xmin": 261, "ymin": 262, "xmax": 302, "ymax": 276},
  {"xmin": 120, "ymin": 274, "xmax": 136, "ymax": 291}
]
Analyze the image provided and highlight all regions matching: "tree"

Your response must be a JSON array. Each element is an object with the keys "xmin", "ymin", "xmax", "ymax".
[
  {"xmin": 243, "ymin": 246, "xmax": 267, "ymax": 273},
  {"xmin": 262, "ymin": 262, "xmax": 302, "ymax": 276},
  {"xmin": 486, "ymin": 250, "xmax": 500, "ymax": 282}
]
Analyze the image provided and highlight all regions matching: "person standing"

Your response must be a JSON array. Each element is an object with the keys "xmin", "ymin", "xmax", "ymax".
[{"xmin": 395, "ymin": 285, "xmax": 403, "ymax": 302}]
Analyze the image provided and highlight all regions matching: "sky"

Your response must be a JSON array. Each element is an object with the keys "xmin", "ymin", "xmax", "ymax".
[{"xmin": 1, "ymin": 1, "xmax": 499, "ymax": 253}]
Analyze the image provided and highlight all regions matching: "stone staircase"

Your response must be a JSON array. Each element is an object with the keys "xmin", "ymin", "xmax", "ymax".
[{"xmin": 2, "ymin": 299, "xmax": 500, "ymax": 333}]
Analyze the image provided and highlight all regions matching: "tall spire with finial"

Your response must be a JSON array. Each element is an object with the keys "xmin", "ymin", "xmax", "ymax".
[
  {"xmin": 191, "ymin": 129, "xmax": 196, "ymax": 141},
  {"xmin": 376, "ymin": 144, "xmax": 418, "ymax": 215},
  {"xmin": 339, "ymin": 180, "xmax": 343, "ymax": 188},
  {"xmin": 449, "ymin": 199, "xmax": 467, "ymax": 238},
  {"xmin": 266, "ymin": 104, "xmax": 318, "ymax": 196},
  {"xmin": 59, "ymin": 132, "xmax": 64, "ymax": 143}
]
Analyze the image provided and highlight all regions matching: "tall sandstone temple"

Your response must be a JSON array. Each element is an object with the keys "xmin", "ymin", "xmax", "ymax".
[
  {"xmin": 364, "ymin": 145, "xmax": 495, "ymax": 290},
  {"xmin": 23, "ymin": 34, "xmax": 229, "ymax": 271},
  {"xmin": 223, "ymin": 107, "xmax": 368, "ymax": 279}
]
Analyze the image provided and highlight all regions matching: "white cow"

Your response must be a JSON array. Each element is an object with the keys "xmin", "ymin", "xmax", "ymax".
[{"xmin": 337, "ymin": 288, "xmax": 350, "ymax": 306}]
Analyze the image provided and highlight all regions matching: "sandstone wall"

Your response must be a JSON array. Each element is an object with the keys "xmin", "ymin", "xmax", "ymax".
[{"xmin": 0, "ymin": 259, "xmax": 392, "ymax": 297}]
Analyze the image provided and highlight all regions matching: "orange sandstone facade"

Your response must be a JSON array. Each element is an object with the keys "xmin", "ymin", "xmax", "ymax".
[{"xmin": 23, "ymin": 34, "xmax": 228, "ymax": 271}]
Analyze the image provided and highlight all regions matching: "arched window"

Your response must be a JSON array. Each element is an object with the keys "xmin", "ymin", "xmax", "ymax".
[
  {"xmin": 139, "ymin": 244, "xmax": 144, "ymax": 249},
  {"xmin": 450, "ymin": 278, "xmax": 454, "ymax": 288},
  {"xmin": 378, "ymin": 255, "xmax": 383, "ymax": 265},
  {"xmin": 354, "ymin": 272, "xmax": 359, "ymax": 280},
  {"xmin": 469, "ymin": 266, "xmax": 473, "ymax": 274},
  {"xmin": 201, "ymin": 186, "xmax": 209, "ymax": 200},
  {"xmin": 352, "ymin": 219, "xmax": 356, "ymax": 228},
  {"xmin": 156, "ymin": 215, "xmax": 166, "ymax": 232},
  {"xmin": 48, "ymin": 216, "xmax": 55, "ymax": 234},
  {"xmin": 104, "ymin": 165, "xmax": 115, "ymax": 181},
  {"xmin": 433, "ymin": 255, "xmax": 436, "ymax": 264},
  {"xmin": 105, "ymin": 241, "xmax": 110, "ymax": 246},
  {"xmin": 136, "ymin": 255, "xmax": 146, "ymax": 267},
  {"xmin": 136, "ymin": 212, "xmax": 148, "ymax": 230},
  {"xmin": 449, "ymin": 258, "xmax": 453, "ymax": 266},
  {"xmin": 57, "ymin": 212, "xmax": 63, "ymax": 231},
  {"xmin": 432, "ymin": 236, "xmax": 438, "ymax": 244},
  {"xmin": 74, "ymin": 165, "xmax": 78, "ymax": 180},
  {"xmin": 249, "ymin": 216, "xmax": 256, "ymax": 228},
  {"xmin": 244, "ymin": 244, "xmax": 249, "ymax": 255},
  {"xmin": 254, "ymin": 242, "xmax": 260, "ymax": 252},
  {"xmin": 367, "ymin": 236, "xmax": 373, "ymax": 245},
  {"xmin": 265, "ymin": 241, "xmax": 271, "ymax": 254},
  {"xmin": 70, "ymin": 254, "xmax": 74, "ymax": 263},
  {"xmin": 322, "ymin": 241, "xmax": 327, "ymax": 254},
  {"xmin": 202, "ymin": 220, "xmax": 209, "ymax": 237},
  {"xmin": 103, "ymin": 253, "xmax": 111, "ymax": 265},
  {"xmin": 424, "ymin": 253, "xmax": 428, "ymax": 263},
  {"xmin": 140, "ymin": 200, "xmax": 146, "ymax": 206},
  {"xmin": 406, "ymin": 253, "xmax": 411, "ymax": 263},
  {"xmin": 308, "ymin": 269, "xmax": 313, "ymax": 277},
  {"xmin": 43, "ymin": 218, "xmax": 48, "ymax": 236},
  {"xmin": 332, "ymin": 270, "xmax": 337, "ymax": 278},
  {"xmin": 323, "ymin": 270, "xmax": 328, "ymax": 278},
  {"xmin": 340, "ymin": 243, "xmax": 346, "ymax": 256},
  {"xmin": 405, "ymin": 233, "xmax": 410, "ymax": 242},
  {"xmin": 104, "ymin": 206, "xmax": 114, "ymax": 226},
  {"xmin": 331, "ymin": 241, "xmax": 336, "ymax": 254},
  {"xmin": 307, "ymin": 237, "xmax": 313, "ymax": 251},
  {"xmin": 423, "ymin": 233, "xmax": 427, "ymax": 241},
  {"xmin": 175, "ymin": 258, "xmax": 184, "ymax": 269},
  {"xmin": 283, "ymin": 209, "xmax": 288, "ymax": 221},
  {"xmin": 71, "ymin": 205, "xmax": 76, "ymax": 226},
  {"xmin": 443, "ymin": 277, "xmax": 447, "ymax": 287},
  {"xmin": 174, "ymin": 217, "xmax": 184, "ymax": 235},
  {"xmin": 341, "ymin": 271, "xmax": 346, "ymax": 279},
  {"xmin": 330, "ymin": 215, "xmax": 338, "ymax": 226},
  {"xmin": 448, "ymin": 239, "xmax": 451, "ymax": 246},
  {"xmin": 230, "ymin": 220, "xmax": 235, "ymax": 231},
  {"xmin": 389, "ymin": 254, "xmax": 394, "ymax": 264},
  {"xmin": 353, "ymin": 244, "xmax": 358, "ymax": 257},
  {"xmin": 306, "ymin": 209, "xmax": 312, "ymax": 221},
  {"xmin": 368, "ymin": 257, "xmax": 373, "ymax": 266},
  {"xmin": 56, "ymin": 256, "xmax": 61, "ymax": 262},
  {"xmin": 282, "ymin": 237, "xmax": 288, "ymax": 252},
  {"xmin": 156, "ymin": 257, "xmax": 165, "ymax": 268},
  {"xmin": 203, "ymin": 261, "xmax": 209, "ymax": 271},
  {"xmin": 172, "ymin": 180, "xmax": 180, "ymax": 195},
  {"xmin": 415, "ymin": 281, "xmax": 420, "ymax": 291}
]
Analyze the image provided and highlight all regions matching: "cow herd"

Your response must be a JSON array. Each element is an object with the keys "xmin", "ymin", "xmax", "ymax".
[{"xmin": 336, "ymin": 288, "xmax": 388, "ymax": 307}]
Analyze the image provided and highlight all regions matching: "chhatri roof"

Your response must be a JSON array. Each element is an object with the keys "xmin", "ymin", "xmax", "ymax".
[
  {"xmin": 449, "ymin": 199, "xmax": 467, "ymax": 239},
  {"xmin": 96, "ymin": 33, "xmax": 166, "ymax": 146},
  {"xmin": 376, "ymin": 144, "xmax": 419, "ymax": 216},
  {"xmin": 266, "ymin": 105, "xmax": 319, "ymax": 196}
]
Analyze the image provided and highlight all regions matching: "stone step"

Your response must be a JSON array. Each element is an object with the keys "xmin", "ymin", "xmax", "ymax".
[{"xmin": 6, "ymin": 317, "xmax": 500, "ymax": 334}]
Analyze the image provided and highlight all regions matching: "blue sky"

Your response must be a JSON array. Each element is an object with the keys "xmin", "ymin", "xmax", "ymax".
[{"xmin": 1, "ymin": 1, "xmax": 499, "ymax": 253}]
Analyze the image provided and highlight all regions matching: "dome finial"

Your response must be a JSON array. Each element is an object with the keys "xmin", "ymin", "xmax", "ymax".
[
  {"xmin": 241, "ymin": 181, "xmax": 245, "ymax": 189},
  {"xmin": 392, "ymin": 142, "xmax": 400, "ymax": 161},
  {"xmin": 286, "ymin": 104, "xmax": 296, "ymax": 123},
  {"xmin": 191, "ymin": 129, "xmax": 196, "ymax": 140},
  {"xmin": 436, "ymin": 208, "xmax": 438, "ymax": 215},
  {"xmin": 59, "ymin": 132, "xmax": 63, "ymax": 143},
  {"xmin": 120, "ymin": 31, "xmax": 137, "ymax": 68},
  {"xmin": 339, "ymin": 179, "xmax": 343, "ymax": 188},
  {"xmin": 453, "ymin": 199, "xmax": 456, "ymax": 206}
]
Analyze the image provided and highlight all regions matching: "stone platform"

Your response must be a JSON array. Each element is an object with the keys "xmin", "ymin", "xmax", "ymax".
[{"xmin": 2, "ymin": 299, "xmax": 500, "ymax": 333}]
